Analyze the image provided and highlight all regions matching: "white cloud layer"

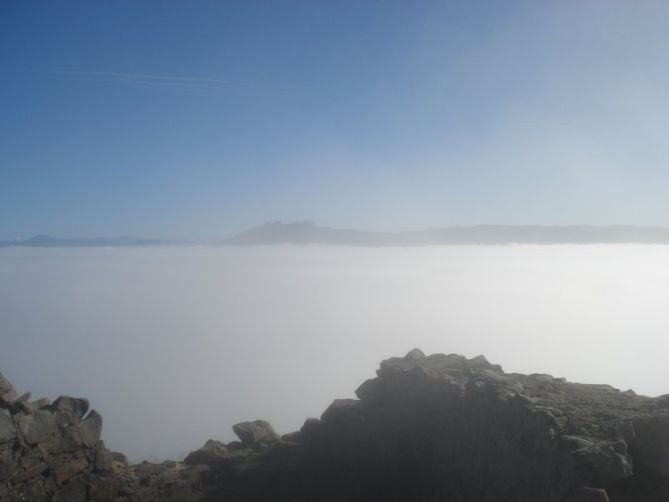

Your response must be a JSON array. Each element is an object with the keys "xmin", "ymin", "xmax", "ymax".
[{"xmin": 1, "ymin": 245, "xmax": 668, "ymax": 461}]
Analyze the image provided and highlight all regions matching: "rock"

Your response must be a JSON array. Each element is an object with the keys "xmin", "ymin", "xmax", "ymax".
[
  {"xmin": 184, "ymin": 439, "xmax": 228, "ymax": 466},
  {"xmin": 49, "ymin": 396, "xmax": 89, "ymax": 419},
  {"xmin": 51, "ymin": 474, "xmax": 88, "ymax": 502},
  {"xmin": 111, "ymin": 451, "xmax": 127, "ymax": 465},
  {"xmin": 629, "ymin": 415, "xmax": 669, "ymax": 476},
  {"xmin": 354, "ymin": 378, "xmax": 379, "ymax": 401},
  {"xmin": 134, "ymin": 459, "xmax": 177, "ymax": 486},
  {"xmin": 403, "ymin": 348, "xmax": 426, "ymax": 360},
  {"xmin": 13, "ymin": 478, "xmax": 49, "ymax": 502},
  {"xmin": 79, "ymin": 409, "xmax": 102, "ymax": 447},
  {"xmin": 467, "ymin": 354, "xmax": 503, "ymax": 373},
  {"xmin": 32, "ymin": 398, "xmax": 51, "ymax": 410},
  {"xmin": 12, "ymin": 460, "xmax": 48, "ymax": 483},
  {"xmin": 6, "ymin": 349, "xmax": 669, "ymax": 502},
  {"xmin": 226, "ymin": 440, "xmax": 244, "ymax": 451},
  {"xmin": 89, "ymin": 440, "xmax": 113, "ymax": 471},
  {"xmin": 14, "ymin": 399, "xmax": 36, "ymax": 415},
  {"xmin": 0, "ymin": 384, "xmax": 135, "ymax": 502},
  {"xmin": 53, "ymin": 452, "xmax": 89, "ymax": 484},
  {"xmin": 0, "ymin": 446, "xmax": 15, "ymax": 482},
  {"xmin": 53, "ymin": 409, "xmax": 79, "ymax": 429},
  {"xmin": 281, "ymin": 431, "xmax": 301, "ymax": 443},
  {"xmin": 0, "ymin": 410, "xmax": 16, "ymax": 443},
  {"xmin": 43, "ymin": 423, "xmax": 84, "ymax": 455},
  {"xmin": 0, "ymin": 373, "xmax": 17, "ymax": 404},
  {"xmin": 131, "ymin": 459, "xmax": 208, "ymax": 500},
  {"xmin": 88, "ymin": 472, "xmax": 125, "ymax": 501},
  {"xmin": 16, "ymin": 410, "xmax": 57, "ymax": 445},
  {"xmin": 202, "ymin": 351, "xmax": 669, "ymax": 502},
  {"xmin": 321, "ymin": 399, "xmax": 364, "ymax": 426},
  {"xmin": 16, "ymin": 392, "xmax": 31, "ymax": 403},
  {"xmin": 232, "ymin": 420, "xmax": 279, "ymax": 447}
]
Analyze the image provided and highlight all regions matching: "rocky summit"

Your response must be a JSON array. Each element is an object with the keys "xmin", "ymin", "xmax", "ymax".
[{"xmin": 3, "ymin": 351, "xmax": 669, "ymax": 501}]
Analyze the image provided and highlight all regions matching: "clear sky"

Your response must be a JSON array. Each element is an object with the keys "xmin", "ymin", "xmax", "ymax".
[{"xmin": 2, "ymin": 1, "xmax": 669, "ymax": 240}]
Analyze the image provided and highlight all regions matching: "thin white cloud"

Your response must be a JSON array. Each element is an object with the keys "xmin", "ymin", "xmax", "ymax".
[{"xmin": 13, "ymin": 69, "xmax": 311, "ymax": 93}]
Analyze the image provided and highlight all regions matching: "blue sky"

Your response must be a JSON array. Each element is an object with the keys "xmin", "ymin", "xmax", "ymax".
[{"xmin": 2, "ymin": 1, "xmax": 669, "ymax": 239}]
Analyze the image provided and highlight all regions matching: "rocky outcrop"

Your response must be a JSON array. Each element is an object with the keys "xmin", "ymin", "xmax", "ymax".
[
  {"xmin": 0, "ymin": 382, "xmax": 139, "ymax": 501},
  {"xmin": 0, "ymin": 374, "xmax": 209, "ymax": 502},
  {"xmin": 5, "ymin": 350, "xmax": 669, "ymax": 501},
  {"xmin": 186, "ymin": 350, "xmax": 669, "ymax": 501}
]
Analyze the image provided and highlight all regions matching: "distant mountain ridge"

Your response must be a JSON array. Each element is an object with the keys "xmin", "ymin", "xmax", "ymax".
[
  {"xmin": 0, "ymin": 235, "xmax": 167, "ymax": 247},
  {"xmin": 6, "ymin": 223, "xmax": 669, "ymax": 248},
  {"xmin": 223, "ymin": 221, "xmax": 669, "ymax": 246}
]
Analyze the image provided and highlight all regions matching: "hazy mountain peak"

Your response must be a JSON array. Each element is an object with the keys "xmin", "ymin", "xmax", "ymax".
[{"xmin": 223, "ymin": 222, "xmax": 669, "ymax": 246}]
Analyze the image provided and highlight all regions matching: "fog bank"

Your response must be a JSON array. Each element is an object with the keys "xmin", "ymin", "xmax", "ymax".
[{"xmin": 1, "ymin": 245, "xmax": 668, "ymax": 461}]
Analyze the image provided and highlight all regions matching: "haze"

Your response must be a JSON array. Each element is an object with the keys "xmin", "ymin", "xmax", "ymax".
[{"xmin": 2, "ymin": 244, "xmax": 668, "ymax": 461}]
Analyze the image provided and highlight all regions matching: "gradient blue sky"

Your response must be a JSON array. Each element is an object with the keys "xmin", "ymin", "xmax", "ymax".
[{"xmin": 2, "ymin": 1, "xmax": 669, "ymax": 239}]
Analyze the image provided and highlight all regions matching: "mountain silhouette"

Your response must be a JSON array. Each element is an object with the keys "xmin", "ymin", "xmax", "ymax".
[{"xmin": 223, "ymin": 221, "xmax": 669, "ymax": 246}]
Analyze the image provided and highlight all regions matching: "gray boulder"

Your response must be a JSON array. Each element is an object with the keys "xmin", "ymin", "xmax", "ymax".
[
  {"xmin": 49, "ymin": 396, "xmax": 89, "ymax": 419},
  {"xmin": 79, "ymin": 410, "xmax": 102, "ymax": 448},
  {"xmin": 184, "ymin": 439, "xmax": 228, "ymax": 466},
  {"xmin": 232, "ymin": 420, "xmax": 279, "ymax": 447},
  {"xmin": 16, "ymin": 410, "xmax": 57, "ymax": 445}
]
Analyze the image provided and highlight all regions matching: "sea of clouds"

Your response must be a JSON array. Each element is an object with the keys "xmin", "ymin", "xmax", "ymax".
[{"xmin": 1, "ymin": 244, "xmax": 668, "ymax": 461}]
